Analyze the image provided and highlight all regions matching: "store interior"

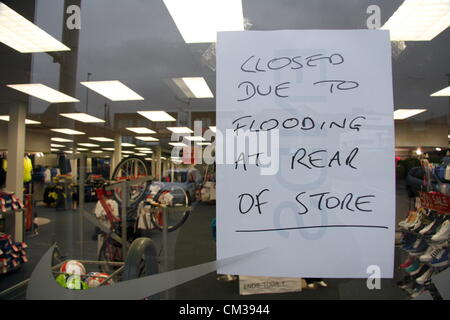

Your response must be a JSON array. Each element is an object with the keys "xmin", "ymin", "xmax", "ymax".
[{"xmin": 0, "ymin": 0, "xmax": 449, "ymax": 300}]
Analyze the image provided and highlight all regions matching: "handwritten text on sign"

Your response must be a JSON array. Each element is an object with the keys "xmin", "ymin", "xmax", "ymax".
[{"xmin": 216, "ymin": 30, "xmax": 395, "ymax": 278}]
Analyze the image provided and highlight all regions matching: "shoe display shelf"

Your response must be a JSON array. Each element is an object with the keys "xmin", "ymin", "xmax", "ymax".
[{"xmin": 397, "ymin": 203, "xmax": 449, "ymax": 300}]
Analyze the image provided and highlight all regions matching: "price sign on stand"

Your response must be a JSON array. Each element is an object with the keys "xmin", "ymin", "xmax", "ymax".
[
  {"xmin": 216, "ymin": 30, "xmax": 395, "ymax": 278},
  {"xmin": 419, "ymin": 192, "xmax": 450, "ymax": 214}
]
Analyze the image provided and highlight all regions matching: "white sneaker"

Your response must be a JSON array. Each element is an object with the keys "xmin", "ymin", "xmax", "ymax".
[
  {"xmin": 416, "ymin": 268, "xmax": 434, "ymax": 285},
  {"xmin": 419, "ymin": 245, "xmax": 437, "ymax": 263},
  {"xmin": 419, "ymin": 219, "xmax": 436, "ymax": 235},
  {"xmin": 431, "ymin": 220, "xmax": 450, "ymax": 242}
]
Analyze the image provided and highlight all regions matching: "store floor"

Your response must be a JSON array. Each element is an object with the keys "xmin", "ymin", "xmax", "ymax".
[{"xmin": 0, "ymin": 181, "xmax": 411, "ymax": 300}]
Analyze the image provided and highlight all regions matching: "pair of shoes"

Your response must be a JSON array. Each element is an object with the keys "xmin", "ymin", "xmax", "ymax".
[
  {"xmin": 430, "ymin": 245, "xmax": 448, "ymax": 267},
  {"xmin": 408, "ymin": 239, "xmax": 428, "ymax": 256},
  {"xmin": 419, "ymin": 219, "xmax": 440, "ymax": 235},
  {"xmin": 400, "ymin": 257, "xmax": 415, "ymax": 269},
  {"xmin": 416, "ymin": 267, "xmax": 434, "ymax": 285},
  {"xmin": 399, "ymin": 210, "xmax": 419, "ymax": 229},
  {"xmin": 431, "ymin": 220, "xmax": 450, "ymax": 242}
]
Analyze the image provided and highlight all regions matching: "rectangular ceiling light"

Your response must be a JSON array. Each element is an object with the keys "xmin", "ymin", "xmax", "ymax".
[
  {"xmin": 60, "ymin": 113, "xmax": 105, "ymax": 123},
  {"xmin": 381, "ymin": 0, "xmax": 450, "ymax": 41},
  {"xmin": 50, "ymin": 143, "xmax": 65, "ymax": 148},
  {"xmin": 77, "ymin": 148, "xmax": 88, "ymax": 151},
  {"xmin": 50, "ymin": 148, "xmax": 60, "ymax": 152},
  {"xmin": 209, "ymin": 126, "xmax": 216, "ymax": 133},
  {"xmin": 121, "ymin": 143, "xmax": 136, "ymax": 147},
  {"xmin": 7, "ymin": 84, "xmax": 79, "ymax": 103},
  {"xmin": 135, "ymin": 153, "xmax": 146, "ymax": 156},
  {"xmin": 89, "ymin": 137, "xmax": 114, "ymax": 142},
  {"xmin": 126, "ymin": 127, "xmax": 156, "ymax": 134},
  {"xmin": 167, "ymin": 126, "xmax": 193, "ymax": 134},
  {"xmin": 0, "ymin": 115, "xmax": 41, "ymax": 124},
  {"xmin": 135, "ymin": 147, "xmax": 152, "ymax": 151},
  {"xmin": 138, "ymin": 111, "xmax": 176, "ymax": 122},
  {"xmin": 394, "ymin": 109, "xmax": 427, "ymax": 120},
  {"xmin": 80, "ymin": 80, "xmax": 144, "ymax": 101},
  {"xmin": 172, "ymin": 77, "xmax": 214, "ymax": 98},
  {"xmin": 102, "ymin": 148, "xmax": 115, "ymax": 151},
  {"xmin": 51, "ymin": 137, "xmax": 73, "ymax": 142},
  {"xmin": 185, "ymin": 136, "xmax": 205, "ymax": 141},
  {"xmin": 91, "ymin": 150, "xmax": 103, "ymax": 154},
  {"xmin": 431, "ymin": 86, "xmax": 450, "ymax": 96},
  {"xmin": 51, "ymin": 128, "xmax": 85, "ymax": 135},
  {"xmin": 122, "ymin": 150, "xmax": 134, "ymax": 154},
  {"xmin": 64, "ymin": 150, "xmax": 73, "ymax": 154},
  {"xmin": 163, "ymin": 0, "xmax": 244, "ymax": 43},
  {"xmin": 0, "ymin": 3, "xmax": 70, "ymax": 53},
  {"xmin": 145, "ymin": 158, "xmax": 153, "ymax": 161},
  {"xmin": 138, "ymin": 150, "xmax": 153, "ymax": 154},
  {"xmin": 169, "ymin": 142, "xmax": 188, "ymax": 147},
  {"xmin": 78, "ymin": 143, "xmax": 99, "ymax": 147},
  {"xmin": 136, "ymin": 136, "xmax": 159, "ymax": 142}
]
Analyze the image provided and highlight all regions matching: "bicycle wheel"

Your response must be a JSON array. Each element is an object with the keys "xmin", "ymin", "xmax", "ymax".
[
  {"xmin": 122, "ymin": 237, "xmax": 158, "ymax": 281},
  {"xmin": 98, "ymin": 236, "xmax": 123, "ymax": 274},
  {"xmin": 111, "ymin": 156, "xmax": 151, "ymax": 208},
  {"xmin": 150, "ymin": 186, "xmax": 190, "ymax": 232}
]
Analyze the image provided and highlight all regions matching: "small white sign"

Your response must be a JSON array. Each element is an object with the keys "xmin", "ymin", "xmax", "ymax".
[
  {"xmin": 239, "ymin": 276, "xmax": 302, "ymax": 295},
  {"xmin": 216, "ymin": 30, "xmax": 395, "ymax": 278}
]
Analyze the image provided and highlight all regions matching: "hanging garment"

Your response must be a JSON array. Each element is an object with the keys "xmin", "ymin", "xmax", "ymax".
[
  {"xmin": 135, "ymin": 201, "xmax": 153, "ymax": 232},
  {"xmin": 23, "ymin": 156, "xmax": 32, "ymax": 183},
  {"xmin": 94, "ymin": 199, "xmax": 119, "ymax": 229},
  {"xmin": 44, "ymin": 168, "xmax": 51, "ymax": 183}
]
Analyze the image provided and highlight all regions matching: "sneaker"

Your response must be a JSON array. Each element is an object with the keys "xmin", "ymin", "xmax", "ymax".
[
  {"xmin": 403, "ymin": 237, "xmax": 419, "ymax": 251},
  {"xmin": 416, "ymin": 267, "xmax": 434, "ymax": 285},
  {"xmin": 399, "ymin": 211, "xmax": 416, "ymax": 229},
  {"xmin": 409, "ymin": 263, "xmax": 425, "ymax": 276},
  {"xmin": 419, "ymin": 244, "xmax": 438, "ymax": 263},
  {"xmin": 431, "ymin": 220, "xmax": 450, "ymax": 242},
  {"xmin": 405, "ymin": 260, "xmax": 420, "ymax": 274},
  {"xmin": 421, "ymin": 219, "xmax": 442, "ymax": 236},
  {"xmin": 400, "ymin": 257, "xmax": 415, "ymax": 269},
  {"xmin": 418, "ymin": 219, "xmax": 436, "ymax": 235},
  {"xmin": 430, "ymin": 246, "xmax": 448, "ymax": 267},
  {"xmin": 410, "ymin": 239, "xmax": 429, "ymax": 256}
]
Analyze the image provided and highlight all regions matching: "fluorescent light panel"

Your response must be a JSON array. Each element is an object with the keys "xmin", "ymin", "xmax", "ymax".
[
  {"xmin": 121, "ymin": 143, "xmax": 136, "ymax": 147},
  {"xmin": 394, "ymin": 109, "xmax": 427, "ymax": 120},
  {"xmin": 167, "ymin": 126, "xmax": 193, "ymax": 134},
  {"xmin": 135, "ymin": 147, "xmax": 152, "ymax": 151},
  {"xmin": 7, "ymin": 84, "xmax": 78, "ymax": 103},
  {"xmin": 173, "ymin": 77, "xmax": 213, "ymax": 98},
  {"xmin": 0, "ymin": 3, "xmax": 70, "ymax": 53},
  {"xmin": 135, "ymin": 153, "xmax": 146, "ymax": 156},
  {"xmin": 169, "ymin": 142, "xmax": 187, "ymax": 147},
  {"xmin": 102, "ymin": 148, "xmax": 115, "ymax": 151},
  {"xmin": 0, "ymin": 115, "xmax": 41, "ymax": 124},
  {"xmin": 50, "ymin": 144, "xmax": 65, "ymax": 148},
  {"xmin": 184, "ymin": 136, "xmax": 205, "ymax": 141},
  {"xmin": 381, "ymin": 0, "xmax": 450, "ymax": 41},
  {"xmin": 91, "ymin": 150, "xmax": 103, "ymax": 154},
  {"xmin": 163, "ymin": 0, "xmax": 244, "ymax": 43},
  {"xmin": 50, "ymin": 148, "xmax": 60, "ymax": 152},
  {"xmin": 136, "ymin": 136, "xmax": 159, "ymax": 142},
  {"xmin": 60, "ymin": 113, "xmax": 105, "ymax": 123},
  {"xmin": 122, "ymin": 150, "xmax": 134, "ymax": 154},
  {"xmin": 51, "ymin": 128, "xmax": 85, "ymax": 135},
  {"xmin": 431, "ymin": 86, "xmax": 450, "ymax": 96},
  {"xmin": 89, "ymin": 137, "xmax": 114, "ymax": 142},
  {"xmin": 137, "ymin": 111, "xmax": 176, "ymax": 122},
  {"xmin": 80, "ymin": 81, "xmax": 144, "ymax": 101},
  {"xmin": 77, "ymin": 148, "xmax": 88, "ymax": 151},
  {"xmin": 78, "ymin": 143, "xmax": 99, "ymax": 147},
  {"xmin": 51, "ymin": 137, "xmax": 72, "ymax": 142},
  {"xmin": 126, "ymin": 127, "xmax": 156, "ymax": 134}
]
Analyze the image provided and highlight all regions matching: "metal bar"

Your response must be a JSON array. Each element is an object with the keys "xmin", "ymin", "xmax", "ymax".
[
  {"xmin": 98, "ymin": 266, "xmax": 125, "ymax": 287},
  {"xmin": 121, "ymin": 181, "xmax": 128, "ymax": 258},
  {"xmin": 162, "ymin": 206, "xmax": 169, "ymax": 300}
]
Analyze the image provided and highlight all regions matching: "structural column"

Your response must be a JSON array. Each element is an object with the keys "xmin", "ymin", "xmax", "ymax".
[
  {"xmin": 6, "ymin": 104, "xmax": 26, "ymax": 242},
  {"xmin": 154, "ymin": 146, "xmax": 162, "ymax": 181},
  {"xmin": 111, "ymin": 132, "xmax": 122, "ymax": 178}
]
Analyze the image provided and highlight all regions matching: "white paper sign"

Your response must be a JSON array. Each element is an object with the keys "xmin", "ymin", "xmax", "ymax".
[{"xmin": 216, "ymin": 30, "xmax": 395, "ymax": 278}]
